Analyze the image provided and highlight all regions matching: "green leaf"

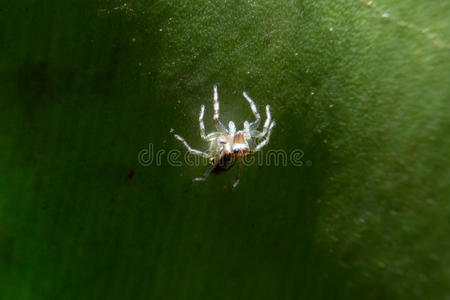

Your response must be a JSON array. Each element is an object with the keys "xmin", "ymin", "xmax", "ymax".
[{"xmin": 0, "ymin": 0, "xmax": 448, "ymax": 299}]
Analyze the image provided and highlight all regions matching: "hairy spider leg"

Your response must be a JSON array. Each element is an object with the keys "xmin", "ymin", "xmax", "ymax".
[
  {"xmin": 232, "ymin": 159, "xmax": 243, "ymax": 190},
  {"xmin": 213, "ymin": 85, "xmax": 228, "ymax": 132},
  {"xmin": 174, "ymin": 134, "xmax": 209, "ymax": 158},
  {"xmin": 242, "ymin": 91, "xmax": 261, "ymax": 129},
  {"xmin": 199, "ymin": 104, "xmax": 206, "ymax": 139},
  {"xmin": 255, "ymin": 121, "xmax": 276, "ymax": 152}
]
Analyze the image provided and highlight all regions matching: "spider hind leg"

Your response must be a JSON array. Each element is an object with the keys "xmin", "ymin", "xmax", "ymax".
[
  {"xmin": 199, "ymin": 104, "xmax": 206, "ymax": 139},
  {"xmin": 213, "ymin": 85, "xmax": 228, "ymax": 132},
  {"xmin": 174, "ymin": 134, "xmax": 209, "ymax": 158},
  {"xmin": 243, "ymin": 91, "xmax": 261, "ymax": 129},
  {"xmin": 192, "ymin": 156, "xmax": 219, "ymax": 182},
  {"xmin": 255, "ymin": 121, "xmax": 276, "ymax": 151}
]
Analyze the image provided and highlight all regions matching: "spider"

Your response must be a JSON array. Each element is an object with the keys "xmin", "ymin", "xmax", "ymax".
[{"xmin": 173, "ymin": 85, "xmax": 275, "ymax": 189}]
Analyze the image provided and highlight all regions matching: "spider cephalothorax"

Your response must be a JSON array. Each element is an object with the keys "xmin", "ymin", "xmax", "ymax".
[{"xmin": 173, "ymin": 85, "xmax": 275, "ymax": 189}]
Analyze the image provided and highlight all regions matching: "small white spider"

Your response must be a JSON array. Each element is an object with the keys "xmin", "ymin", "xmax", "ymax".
[{"xmin": 173, "ymin": 85, "xmax": 275, "ymax": 189}]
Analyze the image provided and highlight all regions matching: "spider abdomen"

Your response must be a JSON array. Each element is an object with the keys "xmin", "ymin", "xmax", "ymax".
[{"xmin": 212, "ymin": 153, "xmax": 236, "ymax": 174}]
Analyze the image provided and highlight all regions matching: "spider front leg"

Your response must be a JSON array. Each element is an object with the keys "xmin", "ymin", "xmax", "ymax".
[
  {"xmin": 174, "ymin": 134, "xmax": 209, "ymax": 158},
  {"xmin": 213, "ymin": 85, "xmax": 228, "ymax": 132},
  {"xmin": 254, "ymin": 121, "xmax": 276, "ymax": 152}
]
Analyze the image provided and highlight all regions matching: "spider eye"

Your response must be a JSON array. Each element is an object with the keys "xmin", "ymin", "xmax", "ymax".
[{"xmin": 233, "ymin": 149, "xmax": 239, "ymax": 154}]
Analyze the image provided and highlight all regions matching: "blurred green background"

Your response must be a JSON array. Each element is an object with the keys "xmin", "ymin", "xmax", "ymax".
[{"xmin": 1, "ymin": 0, "xmax": 449, "ymax": 299}]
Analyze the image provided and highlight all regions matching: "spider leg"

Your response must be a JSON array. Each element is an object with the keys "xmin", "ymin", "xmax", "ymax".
[
  {"xmin": 199, "ymin": 104, "xmax": 206, "ymax": 139},
  {"xmin": 193, "ymin": 155, "xmax": 219, "ymax": 182},
  {"xmin": 243, "ymin": 91, "xmax": 261, "ymax": 129},
  {"xmin": 243, "ymin": 121, "xmax": 251, "ymax": 140},
  {"xmin": 204, "ymin": 132, "xmax": 222, "ymax": 141},
  {"xmin": 228, "ymin": 121, "xmax": 236, "ymax": 136},
  {"xmin": 232, "ymin": 159, "xmax": 243, "ymax": 190},
  {"xmin": 254, "ymin": 105, "xmax": 272, "ymax": 138},
  {"xmin": 254, "ymin": 121, "xmax": 276, "ymax": 152},
  {"xmin": 213, "ymin": 85, "xmax": 228, "ymax": 132},
  {"xmin": 174, "ymin": 134, "xmax": 209, "ymax": 158}
]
